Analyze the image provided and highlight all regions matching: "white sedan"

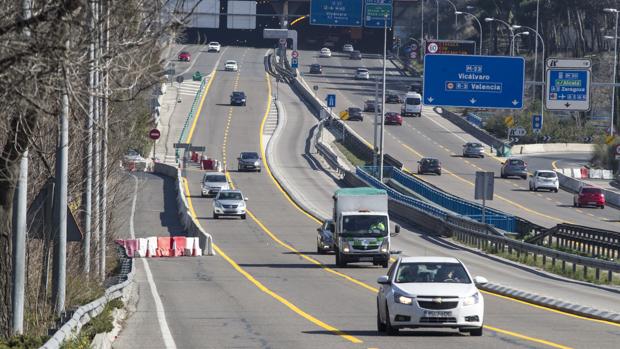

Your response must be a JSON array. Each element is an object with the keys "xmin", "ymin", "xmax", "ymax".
[
  {"xmin": 529, "ymin": 170, "xmax": 559, "ymax": 192},
  {"xmin": 355, "ymin": 68, "xmax": 370, "ymax": 80},
  {"xmin": 343, "ymin": 44, "xmax": 354, "ymax": 52},
  {"xmin": 319, "ymin": 47, "xmax": 332, "ymax": 57},
  {"xmin": 377, "ymin": 256, "xmax": 487, "ymax": 336},
  {"xmin": 207, "ymin": 41, "xmax": 221, "ymax": 52},
  {"xmin": 224, "ymin": 60, "xmax": 238, "ymax": 71}
]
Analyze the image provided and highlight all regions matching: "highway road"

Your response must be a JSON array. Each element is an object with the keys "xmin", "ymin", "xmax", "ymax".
[
  {"xmin": 112, "ymin": 45, "xmax": 620, "ymax": 349},
  {"xmin": 298, "ymin": 49, "xmax": 620, "ymax": 231}
]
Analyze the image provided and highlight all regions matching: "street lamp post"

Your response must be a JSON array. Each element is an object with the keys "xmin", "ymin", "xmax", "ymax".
[
  {"xmin": 435, "ymin": 0, "xmax": 439, "ymax": 39},
  {"xmin": 485, "ymin": 17, "xmax": 515, "ymax": 55},
  {"xmin": 379, "ymin": 14, "xmax": 388, "ymax": 181},
  {"xmin": 605, "ymin": 8, "xmax": 619, "ymax": 136},
  {"xmin": 443, "ymin": 0, "xmax": 458, "ymax": 37},
  {"xmin": 455, "ymin": 11, "xmax": 482, "ymax": 54},
  {"xmin": 511, "ymin": 30, "xmax": 529, "ymax": 56},
  {"xmin": 513, "ymin": 24, "xmax": 545, "ymax": 104}
]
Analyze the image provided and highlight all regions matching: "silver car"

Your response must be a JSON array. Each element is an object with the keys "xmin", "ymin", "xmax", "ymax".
[
  {"xmin": 201, "ymin": 172, "xmax": 229, "ymax": 197},
  {"xmin": 213, "ymin": 190, "xmax": 247, "ymax": 219},
  {"xmin": 355, "ymin": 68, "xmax": 370, "ymax": 80},
  {"xmin": 462, "ymin": 142, "xmax": 485, "ymax": 158},
  {"xmin": 237, "ymin": 151, "xmax": 262, "ymax": 172}
]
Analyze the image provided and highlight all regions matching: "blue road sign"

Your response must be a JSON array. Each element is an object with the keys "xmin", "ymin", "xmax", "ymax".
[
  {"xmin": 326, "ymin": 94, "xmax": 336, "ymax": 108},
  {"xmin": 310, "ymin": 0, "xmax": 363, "ymax": 27},
  {"xmin": 364, "ymin": 0, "xmax": 393, "ymax": 28},
  {"xmin": 291, "ymin": 57, "xmax": 299, "ymax": 69},
  {"xmin": 545, "ymin": 69, "xmax": 590, "ymax": 111},
  {"xmin": 532, "ymin": 114, "xmax": 543, "ymax": 133},
  {"xmin": 423, "ymin": 54, "xmax": 525, "ymax": 109}
]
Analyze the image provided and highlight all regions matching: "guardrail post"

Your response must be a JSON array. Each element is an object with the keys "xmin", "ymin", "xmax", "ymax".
[
  {"xmin": 542, "ymin": 254, "xmax": 546, "ymax": 267},
  {"xmin": 583, "ymin": 265, "xmax": 588, "ymax": 279},
  {"xmin": 572, "ymin": 262, "xmax": 577, "ymax": 275},
  {"xmin": 595, "ymin": 267, "xmax": 600, "ymax": 282},
  {"xmin": 551, "ymin": 256, "xmax": 556, "ymax": 268},
  {"xmin": 608, "ymin": 270, "xmax": 613, "ymax": 283},
  {"xmin": 562, "ymin": 259, "xmax": 566, "ymax": 273}
]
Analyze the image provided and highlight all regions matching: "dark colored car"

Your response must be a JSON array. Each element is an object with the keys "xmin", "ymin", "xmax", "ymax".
[
  {"xmin": 384, "ymin": 112, "xmax": 403, "ymax": 125},
  {"xmin": 309, "ymin": 63, "xmax": 322, "ymax": 74},
  {"xmin": 574, "ymin": 186, "xmax": 605, "ymax": 209},
  {"xmin": 500, "ymin": 158, "xmax": 527, "ymax": 179},
  {"xmin": 350, "ymin": 50, "xmax": 362, "ymax": 60},
  {"xmin": 347, "ymin": 107, "xmax": 363, "ymax": 121},
  {"xmin": 363, "ymin": 100, "xmax": 382, "ymax": 113},
  {"xmin": 417, "ymin": 157, "xmax": 442, "ymax": 175},
  {"xmin": 385, "ymin": 94, "xmax": 402, "ymax": 104},
  {"xmin": 316, "ymin": 220, "xmax": 335, "ymax": 254},
  {"xmin": 237, "ymin": 151, "xmax": 261, "ymax": 172},
  {"xmin": 178, "ymin": 51, "xmax": 191, "ymax": 62},
  {"xmin": 230, "ymin": 91, "xmax": 246, "ymax": 106}
]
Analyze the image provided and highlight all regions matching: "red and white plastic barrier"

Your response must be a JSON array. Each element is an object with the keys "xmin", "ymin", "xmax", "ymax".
[{"xmin": 115, "ymin": 236, "xmax": 202, "ymax": 258}]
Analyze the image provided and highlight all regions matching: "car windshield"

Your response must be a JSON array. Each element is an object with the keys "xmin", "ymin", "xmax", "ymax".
[
  {"xmin": 311, "ymin": 64, "xmax": 320, "ymax": 68},
  {"xmin": 422, "ymin": 158, "xmax": 438, "ymax": 165},
  {"xmin": 467, "ymin": 143, "xmax": 482, "ymax": 148},
  {"xmin": 232, "ymin": 92, "xmax": 244, "ymax": 97},
  {"xmin": 209, "ymin": 42, "xmax": 219, "ymax": 45},
  {"xmin": 349, "ymin": 107, "xmax": 361, "ymax": 112},
  {"xmin": 582, "ymin": 188, "xmax": 602, "ymax": 194},
  {"xmin": 341, "ymin": 215, "xmax": 388, "ymax": 237},
  {"xmin": 538, "ymin": 172, "xmax": 557, "ymax": 178},
  {"xmin": 386, "ymin": 112, "xmax": 398, "ymax": 117},
  {"xmin": 395, "ymin": 262, "xmax": 471, "ymax": 284},
  {"xmin": 204, "ymin": 175, "xmax": 226, "ymax": 183},
  {"xmin": 218, "ymin": 192, "xmax": 243, "ymax": 200},
  {"xmin": 241, "ymin": 152, "xmax": 258, "ymax": 160},
  {"xmin": 226, "ymin": 61, "xmax": 236, "ymax": 65},
  {"xmin": 406, "ymin": 97, "xmax": 421, "ymax": 105},
  {"xmin": 508, "ymin": 159, "xmax": 524, "ymax": 166}
]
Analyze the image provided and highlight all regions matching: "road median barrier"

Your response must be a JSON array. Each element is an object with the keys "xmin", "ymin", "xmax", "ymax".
[{"xmin": 115, "ymin": 236, "xmax": 202, "ymax": 257}]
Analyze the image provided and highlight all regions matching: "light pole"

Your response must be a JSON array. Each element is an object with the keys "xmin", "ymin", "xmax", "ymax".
[
  {"xmin": 485, "ymin": 17, "xmax": 515, "ymax": 55},
  {"xmin": 455, "ymin": 11, "xmax": 482, "ymax": 54},
  {"xmin": 534, "ymin": 0, "xmax": 541, "ymax": 98},
  {"xmin": 380, "ymin": 13, "xmax": 388, "ymax": 181},
  {"xmin": 442, "ymin": 0, "xmax": 459, "ymax": 37},
  {"xmin": 513, "ymin": 24, "xmax": 545, "ymax": 104},
  {"xmin": 420, "ymin": 0, "xmax": 424, "ymax": 48},
  {"xmin": 511, "ymin": 30, "xmax": 529, "ymax": 56},
  {"xmin": 605, "ymin": 8, "xmax": 619, "ymax": 136},
  {"xmin": 435, "ymin": 0, "xmax": 439, "ymax": 39}
]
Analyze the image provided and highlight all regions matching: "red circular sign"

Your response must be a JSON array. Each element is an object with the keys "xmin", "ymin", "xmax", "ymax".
[{"xmin": 149, "ymin": 128, "xmax": 161, "ymax": 140}]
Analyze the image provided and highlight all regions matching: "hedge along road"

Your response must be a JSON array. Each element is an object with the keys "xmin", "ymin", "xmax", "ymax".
[
  {"xmin": 177, "ymin": 46, "xmax": 614, "ymax": 348},
  {"xmin": 297, "ymin": 49, "xmax": 620, "ymax": 231}
]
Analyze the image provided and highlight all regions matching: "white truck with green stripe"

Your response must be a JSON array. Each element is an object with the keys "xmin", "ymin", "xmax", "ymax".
[{"xmin": 333, "ymin": 188, "xmax": 399, "ymax": 268}]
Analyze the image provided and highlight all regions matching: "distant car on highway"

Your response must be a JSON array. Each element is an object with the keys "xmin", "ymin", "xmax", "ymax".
[
  {"xmin": 529, "ymin": 170, "xmax": 559, "ymax": 192},
  {"xmin": 342, "ymin": 44, "xmax": 354, "ymax": 52},
  {"xmin": 417, "ymin": 157, "xmax": 441, "ymax": 175},
  {"xmin": 376, "ymin": 256, "xmax": 486, "ymax": 336},
  {"xmin": 462, "ymin": 142, "xmax": 485, "ymax": 158},
  {"xmin": 178, "ymin": 51, "xmax": 191, "ymax": 62},
  {"xmin": 401, "ymin": 92, "xmax": 422, "ymax": 117},
  {"xmin": 213, "ymin": 190, "xmax": 247, "ymax": 219},
  {"xmin": 320, "ymin": 47, "xmax": 332, "ymax": 57},
  {"xmin": 385, "ymin": 93, "xmax": 402, "ymax": 104},
  {"xmin": 201, "ymin": 172, "xmax": 229, "ymax": 197},
  {"xmin": 309, "ymin": 63, "xmax": 322, "ymax": 74},
  {"xmin": 355, "ymin": 68, "xmax": 370, "ymax": 80},
  {"xmin": 237, "ymin": 151, "xmax": 261, "ymax": 172},
  {"xmin": 500, "ymin": 158, "xmax": 527, "ymax": 179},
  {"xmin": 346, "ymin": 107, "xmax": 363, "ymax": 121},
  {"xmin": 316, "ymin": 219, "xmax": 335, "ymax": 254},
  {"xmin": 207, "ymin": 42, "xmax": 221, "ymax": 52},
  {"xmin": 225, "ymin": 60, "xmax": 238, "ymax": 71},
  {"xmin": 230, "ymin": 91, "xmax": 246, "ymax": 106},
  {"xmin": 384, "ymin": 112, "xmax": 403, "ymax": 126},
  {"xmin": 363, "ymin": 99, "xmax": 382, "ymax": 113},
  {"xmin": 350, "ymin": 50, "xmax": 362, "ymax": 60},
  {"xmin": 574, "ymin": 186, "xmax": 605, "ymax": 209}
]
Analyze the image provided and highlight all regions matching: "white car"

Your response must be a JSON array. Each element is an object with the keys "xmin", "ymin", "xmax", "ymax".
[
  {"xmin": 343, "ymin": 44, "xmax": 354, "ymax": 52},
  {"xmin": 225, "ymin": 60, "xmax": 238, "ymax": 71},
  {"xmin": 355, "ymin": 68, "xmax": 370, "ymax": 80},
  {"xmin": 319, "ymin": 47, "xmax": 332, "ymax": 58},
  {"xmin": 377, "ymin": 256, "xmax": 487, "ymax": 336},
  {"xmin": 213, "ymin": 190, "xmax": 247, "ymax": 219},
  {"xmin": 201, "ymin": 172, "xmax": 229, "ymax": 197},
  {"xmin": 529, "ymin": 170, "xmax": 559, "ymax": 192},
  {"xmin": 207, "ymin": 41, "xmax": 221, "ymax": 52}
]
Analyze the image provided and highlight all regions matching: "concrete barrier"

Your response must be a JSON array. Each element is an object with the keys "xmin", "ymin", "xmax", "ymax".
[{"xmin": 516, "ymin": 143, "xmax": 595, "ymax": 155}]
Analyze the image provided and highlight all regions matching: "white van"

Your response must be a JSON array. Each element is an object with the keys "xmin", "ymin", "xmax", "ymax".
[{"xmin": 402, "ymin": 92, "xmax": 422, "ymax": 117}]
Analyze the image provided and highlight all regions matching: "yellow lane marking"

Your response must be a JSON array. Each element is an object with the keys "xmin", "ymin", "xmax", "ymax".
[
  {"xmin": 484, "ymin": 325, "xmax": 572, "ymax": 349},
  {"xmin": 185, "ymin": 70, "xmax": 218, "ymax": 143},
  {"xmin": 481, "ymin": 290, "xmax": 620, "ymax": 328}
]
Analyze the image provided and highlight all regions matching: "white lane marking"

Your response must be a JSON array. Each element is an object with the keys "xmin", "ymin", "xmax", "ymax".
[
  {"xmin": 179, "ymin": 46, "xmax": 230, "ymax": 76},
  {"xmin": 130, "ymin": 174, "xmax": 177, "ymax": 349}
]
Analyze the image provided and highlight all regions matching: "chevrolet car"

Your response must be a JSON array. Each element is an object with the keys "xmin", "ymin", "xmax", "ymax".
[
  {"xmin": 213, "ymin": 190, "xmax": 247, "ymax": 219},
  {"xmin": 207, "ymin": 41, "xmax": 221, "ymax": 52},
  {"xmin": 201, "ymin": 173, "xmax": 229, "ymax": 197},
  {"xmin": 237, "ymin": 151, "xmax": 261, "ymax": 172}
]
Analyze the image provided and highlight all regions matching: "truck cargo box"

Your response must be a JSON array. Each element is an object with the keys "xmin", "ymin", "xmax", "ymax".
[{"xmin": 333, "ymin": 187, "xmax": 388, "ymax": 216}]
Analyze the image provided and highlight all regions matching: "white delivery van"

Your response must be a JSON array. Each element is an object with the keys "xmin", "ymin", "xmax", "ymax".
[{"xmin": 401, "ymin": 92, "xmax": 422, "ymax": 117}]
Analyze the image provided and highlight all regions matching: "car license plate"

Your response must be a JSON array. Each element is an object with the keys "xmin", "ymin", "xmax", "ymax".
[
  {"xmin": 359, "ymin": 257, "xmax": 373, "ymax": 261},
  {"xmin": 423, "ymin": 311, "xmax": 452, "ymax": 317},
  {"xmin": 588, "ymin": 202, "xmax": 597, "ymax": 205}
]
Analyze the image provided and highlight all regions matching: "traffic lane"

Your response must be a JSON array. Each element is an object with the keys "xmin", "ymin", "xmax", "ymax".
[
  {"xmin": 170, "ymin": 44, "xmax": 221, "ymax": 81},
  {"xmin": 524, "ymin": 152, "xmax": 591, "ymax": 171}
]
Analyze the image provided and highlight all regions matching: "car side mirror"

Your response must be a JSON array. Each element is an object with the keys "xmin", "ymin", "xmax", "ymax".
[
  {"xmin": 391, "ymin": 225, "xmax": 401, "ymax": 237},
  {"xmin": 473, "ymin": 276, "xmax": 488, "ymax": 285},
  {"xmin": 377, "ymin": 275, "xmax": 390, "ymax": 285},
  {"xmin": 245, "ymin": 197, "xmax": 249, "ymax": 201}
]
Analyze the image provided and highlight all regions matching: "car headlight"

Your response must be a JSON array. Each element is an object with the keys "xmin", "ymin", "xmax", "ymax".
[
  {"xmin": 238, "ymin": 201, "xmax": 246, "ymax": 208},
  {"xmin": 380, "ymin": 239, "xmax": 389, "ymax": 253},
  {"xmin": 394, "ymin": 292, "xmax": 413, "ymax": 305},
  {"xmin": 342, "ymin": 246, "xmax": 350, "ymax": 253},
  {"xmin": 214, "ymin": 202, "xmax": 223, "ymax": 208},
  {"xmin": 463, "ymin": 292, "xmax": 480, "ymax": 306},
  {"xmin": 254, "ymin": 161, "xmax": 260, "ymax": 166}
]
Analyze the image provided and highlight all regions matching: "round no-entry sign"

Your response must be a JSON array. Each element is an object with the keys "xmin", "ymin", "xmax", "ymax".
[
  {"xmin": 149, "ymin": 128, "xmax": 161, "ymax": 140},
  {"xmin": 615, "ymin": 144, "xmax": 620, "ymax": 155},
  {"xmin": 291, "ymin": 50, "xmax": 299, "ymax": 58}
]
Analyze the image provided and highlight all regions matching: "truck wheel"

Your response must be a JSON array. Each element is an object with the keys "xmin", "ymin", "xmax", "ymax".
[{"xmin": 381, "ymin": 260, "xmax": 389, "ymax": 268}]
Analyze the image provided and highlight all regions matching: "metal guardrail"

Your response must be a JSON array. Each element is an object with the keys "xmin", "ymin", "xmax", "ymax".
[
  {"xmin": 175, "ymin": 78, "xmax": 207, "ymax": 160},
  {"xmin": 41, "ymin": 246, "xmax": 134, "ymax": 349}
]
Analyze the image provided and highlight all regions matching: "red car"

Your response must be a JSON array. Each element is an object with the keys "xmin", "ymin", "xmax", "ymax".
[
  {"xmin": 573, "ymin": 186, "xmax": 605, "ymax": 209},
  {"xmin": 384, "ymin": 112, "xmax": 403, "ymax": 125},
  {"xmin": 178, "ymin": 51, "xmax": 191, "ymax": 62}
]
